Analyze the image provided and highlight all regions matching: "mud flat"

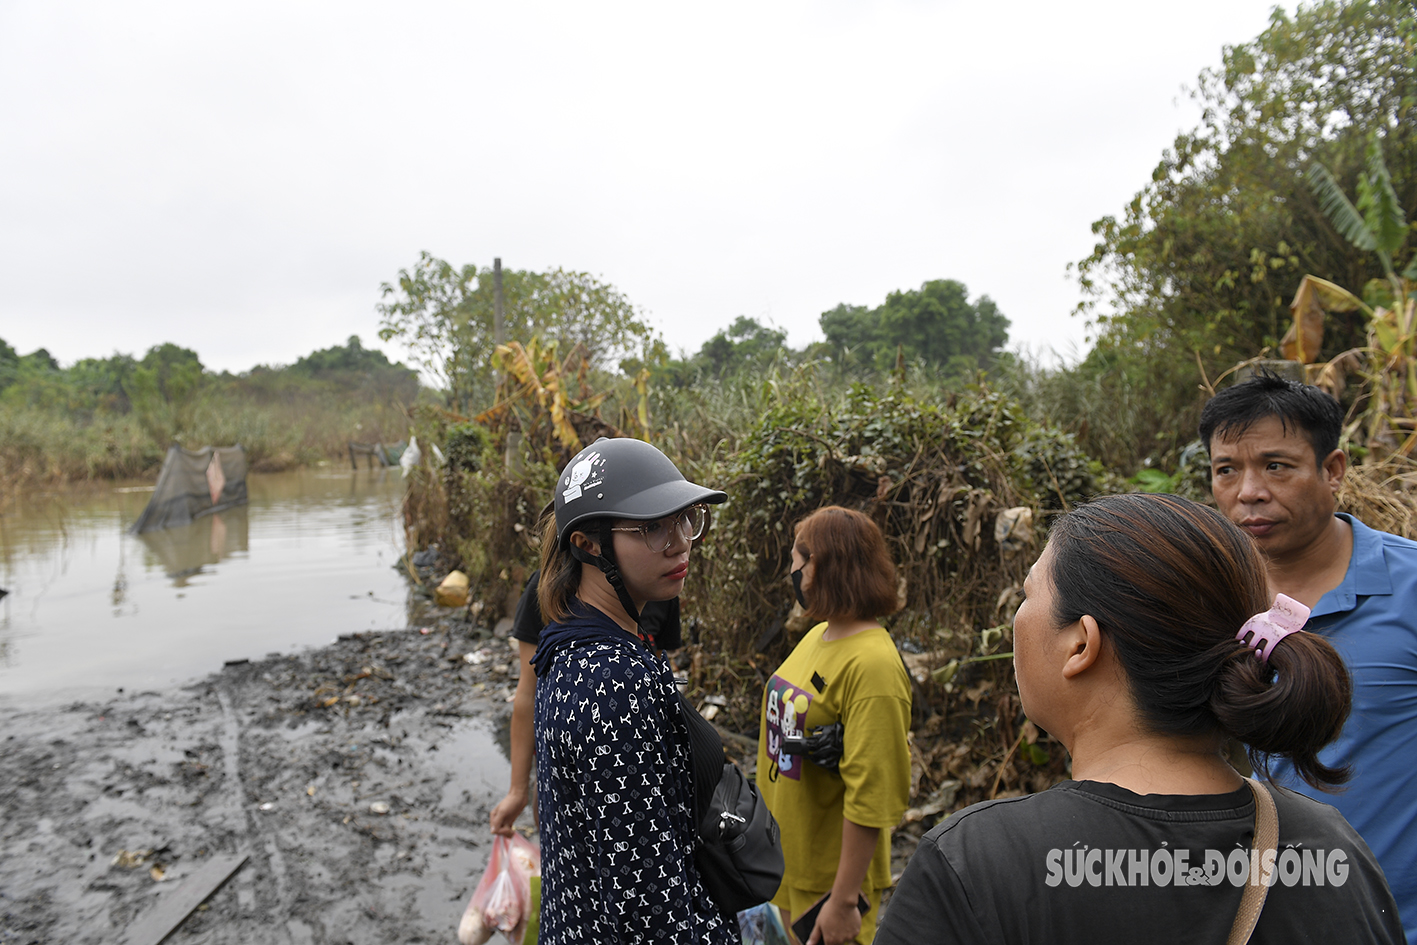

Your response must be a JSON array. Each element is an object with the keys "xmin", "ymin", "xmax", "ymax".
[
  {"xmin": 0, "ymin": 621, "xmax": 523, "ymax": 945},
  {"xmin": 1, "ymin": 612, "xmax": 925, "ymax": 944}
]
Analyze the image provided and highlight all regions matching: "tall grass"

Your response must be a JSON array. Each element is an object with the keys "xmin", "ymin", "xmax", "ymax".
[
  {"xmin": 0, "ymin": 394, "xmax": 413, "ymax": 491},
  {"xmin": 0, "ymin": 406, "xmax": 160, "ymax": 483}
]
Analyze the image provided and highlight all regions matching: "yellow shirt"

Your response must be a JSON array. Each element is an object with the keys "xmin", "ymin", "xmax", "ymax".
[{"xmin": 755, "ymin": 622, "xmax": 912, "ymax": 893}]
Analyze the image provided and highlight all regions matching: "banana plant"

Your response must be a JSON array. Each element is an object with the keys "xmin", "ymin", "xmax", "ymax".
[
  {"xmin": 1282, "ymin": 136, "xmax": 1417, "ymax": 456},
  {"xmin": 481, "ymin": 338, "xmax": 611, "ymax": 452},
  {"xmin": 1307, "ymin": 136, "xmax": 1417, "ymax": 290}
]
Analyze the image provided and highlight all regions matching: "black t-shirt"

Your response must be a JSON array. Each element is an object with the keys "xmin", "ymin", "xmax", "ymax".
[
  {"xmin": 510, "ymin": 569, "xmax": 683, "ymax": 650},
  {"xmin": 875, "ymin": 779, "xmax": 1404, "ymax": 945}
]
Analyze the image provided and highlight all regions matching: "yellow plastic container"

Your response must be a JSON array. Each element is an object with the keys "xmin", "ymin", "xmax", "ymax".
[{"xmin": 435, "ymin": 570, "xmax": 470, "ymax": 607}]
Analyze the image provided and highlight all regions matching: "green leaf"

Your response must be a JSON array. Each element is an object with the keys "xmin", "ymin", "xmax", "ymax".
[
  {"xmin": 1308, "ymin": 162, "xmax": 1377, "ymax": 252},
  {"xmin": 1130, "ymin": 467, "xmax": 1177, "ymax": 493},
  {"xmin": 1020, "ymin": 741, "xmax": 1051, "ymax": 766},
  {"xmin": 1359, "ymin": 137, "xmax": 1408, "ymax": 259},
  {"xmin": 1373, "ymin": 313, "xmax": 1400, "ymax": 353}
]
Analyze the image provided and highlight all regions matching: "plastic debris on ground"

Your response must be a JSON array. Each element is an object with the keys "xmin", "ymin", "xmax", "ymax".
[
  {"xmin": 737, "ymin": 901, "xmax": 791, "ymax": 945},
  {"xmin": 435, "ymin": 570, "xmax": 470, "ymax": 607},
  {"xmin": 399, "ymin": 437, "xmax": 421, "ymax": 477}
]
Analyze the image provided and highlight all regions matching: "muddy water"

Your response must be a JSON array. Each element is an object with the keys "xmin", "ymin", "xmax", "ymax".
[
  {"xmin": 0, "ymin": 467, "xmax": 414, "ymax": 702},
  {"xmin": 0, "ymin": 471, "xmax": 528, "ymax": 944}
]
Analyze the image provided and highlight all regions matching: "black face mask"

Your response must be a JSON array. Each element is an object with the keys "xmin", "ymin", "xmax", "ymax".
[{"xmin": 791, "ymin": 567, "xmax": 807, "ymax": 608}]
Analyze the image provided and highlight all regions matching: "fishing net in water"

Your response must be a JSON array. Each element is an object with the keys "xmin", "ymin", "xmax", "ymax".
[{"xmin": 129, "ymin": 445, "xmax": 248, "ymax": 534}]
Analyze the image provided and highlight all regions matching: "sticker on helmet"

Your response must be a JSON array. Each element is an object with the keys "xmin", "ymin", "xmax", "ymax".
[{"xmin": 562, "ymin": 450, "xmax": 604, "ymax": 503}]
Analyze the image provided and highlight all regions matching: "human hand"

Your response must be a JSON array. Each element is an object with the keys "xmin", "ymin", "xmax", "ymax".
[
  {"xmin": 488, "ymin": 789, "xmax": 527, "ymax": 836},
  {"xmin": 806, "ymin": 894, "xmax": 862, "ymax": 945}
]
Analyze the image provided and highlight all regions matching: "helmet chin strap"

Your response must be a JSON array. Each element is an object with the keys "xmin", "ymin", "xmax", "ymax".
[{"xmin": 568, "ymin": 521, "xmax": 642, "ymax": 629}]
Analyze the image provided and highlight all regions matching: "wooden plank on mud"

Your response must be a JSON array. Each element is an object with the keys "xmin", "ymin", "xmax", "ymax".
[{"xmin": 121, "ymin": 852, "xmax": 248, "ymax": 945}]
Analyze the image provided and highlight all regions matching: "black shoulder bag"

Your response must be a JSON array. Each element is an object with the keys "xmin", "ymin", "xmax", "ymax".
[{"xmin": 678, "ymin": 692, "xmax": 785, "ymax": 919}]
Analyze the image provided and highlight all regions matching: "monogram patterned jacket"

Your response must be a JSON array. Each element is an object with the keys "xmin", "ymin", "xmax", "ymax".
[{"xmin": 532, "ymin": 605, "xmax": 734, "ymax": 945}]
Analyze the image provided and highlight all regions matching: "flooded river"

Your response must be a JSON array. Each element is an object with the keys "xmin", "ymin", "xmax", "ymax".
[
  {"xmin": 0, "ymin": 467, "xmax": 412, "ymax": 701},
  {"xmin": 0, "ymin": 468, "xmax": 530, "ymax": 944}
]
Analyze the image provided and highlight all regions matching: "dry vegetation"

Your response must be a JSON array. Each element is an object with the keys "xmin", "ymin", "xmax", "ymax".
[
  {"xmin": 401, "ymin": 367, "xmax": 1109, "ymax": 828},
  {"xmin": 1339, "ymin": 454, "xmax": 1417, "ymax": 539}
]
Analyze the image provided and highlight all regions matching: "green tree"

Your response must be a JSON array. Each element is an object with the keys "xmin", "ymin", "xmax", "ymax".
[
  {"xmin": 820, "ymin": 280, "xmax": 1009, "ymax": 374},
  {"xmin": 124, "ymin": 343, "xmax": 206, "ymax": 444},
  {"xmin": 375, "ymin": 254, "xmax": 479, "ymax": 403},
  {"xmin": 1068, "ymin": 0, "xmax": 1416, "ymax": 469},
  {"xmin": 0, "ymin": 337, "xmax": 19, "ymax": 392},
  {"xmin": 817, "ymin": 304, "xmax": 876, "ymax": 370},
  {"xmin": 647, "ymin": 317, "xmax": 798, "ymax": 387},
  {"xmin": 291, "ymin": 335, "xmax": 388, "ymax": 375},
  {"xmin": 1079, "ymin": 0, "xmax": 1415, "ymax": 359},
  {"xmin": 0, "ymin": 346, "xmax": 66, "ymax": 409},
  {"xmin": 65, "ymin": 354, "xmax": 137, "ymax": 415},
  {"xmin": 696, "ymin": 316, "xmax": 789, "ymax": 376},
  {"xmin": 284, "ymin": 335, "xmax": 420, "ymax": 407},
  {"xmin": 0, "ymin": 344, "xmax": 140, "ymax": 416},
  {"xmin": 19, "ymin": 348, "xmax": 60, "ymax": 373},
  {"xmin": 377, "ymin": 253, "xmax": 658, "ymax": 411},
  {"xmin": 534, "ymin": 268, "xmax": 658, "ymax": 372}
]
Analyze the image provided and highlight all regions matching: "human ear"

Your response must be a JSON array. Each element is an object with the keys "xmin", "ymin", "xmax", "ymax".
[
  {"xmin": 790, "ymin": 545, "xmax": 813, "ymax": 586},
  {"xmin": 569, "ymin": 531, "xmax": 602, "ymax": 557},
  {"xmin": 1321, "ymin": 448, "xmax": 1347, "ymax": 494},
  {"xmin": 1060, "ymin": 615, "xmax": 1103, "ymax": 679}
]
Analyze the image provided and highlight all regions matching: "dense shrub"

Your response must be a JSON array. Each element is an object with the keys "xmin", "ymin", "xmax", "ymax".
[{"xmin": 683, "ymin": 381, "xmax": 1037, "ymax": 657}]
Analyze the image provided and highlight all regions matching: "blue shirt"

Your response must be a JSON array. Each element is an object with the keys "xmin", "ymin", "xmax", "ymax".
[
  {"xmin": 1270, "ymin": 514, "xmax": 1417, "ymax": 943},
  {"xmin": 532, "ymin": 604, "xmax": 733, "ymax": 945}
]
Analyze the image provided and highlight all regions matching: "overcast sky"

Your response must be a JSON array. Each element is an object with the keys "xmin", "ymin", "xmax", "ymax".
[{"xmin": 0, "ymin": 1, "xmax": 1285, "ymax": 377}]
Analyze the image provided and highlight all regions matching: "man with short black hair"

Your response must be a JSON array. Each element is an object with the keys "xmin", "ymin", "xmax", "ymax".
[{"xmin": 1201, "ymin": 372, "xmax": 1417, "ymax": 943}]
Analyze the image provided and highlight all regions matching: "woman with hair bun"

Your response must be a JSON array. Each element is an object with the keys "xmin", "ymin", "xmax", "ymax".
[
  {"xmin": 530, "ymin": 438, "xmax": 735, "ymax": 945},
  {"xmin": 757, "ymin": 506, "xmax": 912, "ymax": 945},
  {"xmin": 876, "ymin": 493, "xmax": 1403, "ymax": 945}
]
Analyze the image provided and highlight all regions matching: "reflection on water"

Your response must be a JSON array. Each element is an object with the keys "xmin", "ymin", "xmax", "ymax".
[
  {"xmin": 135, "ymin": 506, "xmax": 250, "ymax": 586},
  {"xmin": 0, "ymin": 468, "xmax": 411, "ymax": 701}
]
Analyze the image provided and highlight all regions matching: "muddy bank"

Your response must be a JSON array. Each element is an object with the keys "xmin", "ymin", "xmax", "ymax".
[
  {"xmin": 0, "ymin": 618, "xmax": 523, "ymax": 945},
  {"xmin": 0, "ymin": 605, "xmax": 926, "ymax": 945}
]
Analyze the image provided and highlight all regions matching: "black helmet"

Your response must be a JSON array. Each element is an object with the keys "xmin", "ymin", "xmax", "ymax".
[
  {"xmin": 553, "ymin": 437, "xmax": 726, "ymax": 628},
  {"xmin": 554, "ymin": 437, "xmax": 726, "ymax": 545}
]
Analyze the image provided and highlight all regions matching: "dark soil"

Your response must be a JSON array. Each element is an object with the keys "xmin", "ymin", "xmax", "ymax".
[
  {"xmin": 0, "ymin": 616, "xmax": 525, "ymax": 945},
  {"xmin": 0, "ymin": 597, "xmax": 928, "ymax": 945}
]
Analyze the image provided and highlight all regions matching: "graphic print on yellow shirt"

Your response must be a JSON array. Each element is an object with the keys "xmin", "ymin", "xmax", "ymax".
[
  {"xmin": 756, "ymin": 622, "xmax": 912, "ymax": 895},
  {"xmin": 764, "ymin": 675, "xmax": 814, "ymax": 781}
]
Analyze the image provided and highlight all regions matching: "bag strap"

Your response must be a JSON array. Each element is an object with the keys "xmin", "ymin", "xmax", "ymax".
[
  {"xmin": 677, "ymin": 692, "xmax": 725, "ymax": 825},
  {"xmin": 1226, "ymin": 777, "xmax": 1279, "ymax": 945}
]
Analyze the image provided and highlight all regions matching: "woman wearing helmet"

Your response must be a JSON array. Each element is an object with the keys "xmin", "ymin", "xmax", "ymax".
[{"xmin": 529, "ymin": 437, "xmax": 735, "ymax": 945}]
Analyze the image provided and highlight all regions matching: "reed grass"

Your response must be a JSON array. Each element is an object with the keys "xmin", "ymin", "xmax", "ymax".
[
  {"xmin": 1339, "ymin": 454, "xmax": 1417, "ymax": 540},
  {"xmin": 0, "ymin": 396, "xmax": 412, "ymax": 492}
]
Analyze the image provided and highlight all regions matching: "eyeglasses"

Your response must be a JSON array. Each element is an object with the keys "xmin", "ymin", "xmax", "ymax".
[{"xmin": 610, "ymin": 505, "xmax": 709, "ymax": 553}]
